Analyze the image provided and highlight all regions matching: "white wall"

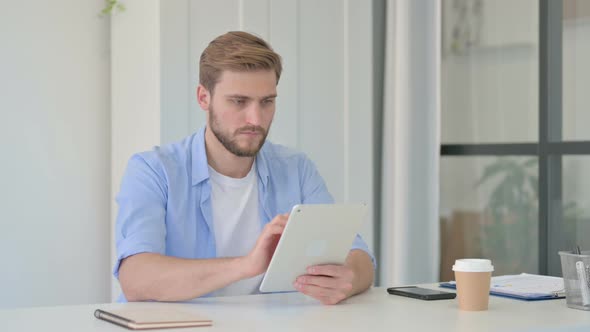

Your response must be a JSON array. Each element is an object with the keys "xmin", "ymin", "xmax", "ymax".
[
  {"xmin": 110, "ymin": 0, "xmax": 162, "ymax": 300},
  {"xmin": 0, "ymin": 0, "xmax": 111, "ymax": 308}
]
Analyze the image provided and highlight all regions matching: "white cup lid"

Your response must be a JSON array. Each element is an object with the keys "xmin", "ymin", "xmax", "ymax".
[{"xmin": 452, "ymin": 259, "xmax": 494, "ymax": 272}]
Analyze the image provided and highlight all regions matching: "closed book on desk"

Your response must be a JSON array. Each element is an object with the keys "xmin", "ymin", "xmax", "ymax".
[{"xmin": 94, "ymin": 306, "xmax": 212, "ymax": 330}]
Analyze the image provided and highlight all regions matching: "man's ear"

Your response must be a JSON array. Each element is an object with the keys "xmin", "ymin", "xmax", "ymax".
[{"xmin": 196, "ymin": 84, "xmax": 211, "ymax": 111}]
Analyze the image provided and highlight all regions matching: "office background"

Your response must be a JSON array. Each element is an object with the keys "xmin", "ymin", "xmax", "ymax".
[{"xmin": 1, "ymin": 0, "xmax": 588, "ymax": 309}]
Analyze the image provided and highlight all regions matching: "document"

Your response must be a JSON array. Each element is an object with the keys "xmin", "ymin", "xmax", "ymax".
[
  {"xmin": 94, "ymin": 305, "xmax": 212, "ymax": 330},
  {"xmin": 440, "ymin": 273, "xmax": 565, "ymax": 301}
]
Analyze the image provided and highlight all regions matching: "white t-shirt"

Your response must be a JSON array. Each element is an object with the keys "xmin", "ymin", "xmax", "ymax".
[{"xmin": 208, "ymin": 162, "xmax": 263, "ymax": 296}]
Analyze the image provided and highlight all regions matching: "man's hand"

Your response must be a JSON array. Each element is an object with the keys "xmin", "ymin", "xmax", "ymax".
[
  {"xmin": 293, "ymin": 250, "xmax": 374, "ymax": 305},
  {"xmin": 242, "ymin": 213, "xmax": 289, "ymax": 278},
  {"xmin": 118, "ymin": 213, "xmax": 291, "ymax": 302},
  {"xmin": 293, "ymin": 264, "xmax": 355, "ymax": 305}
]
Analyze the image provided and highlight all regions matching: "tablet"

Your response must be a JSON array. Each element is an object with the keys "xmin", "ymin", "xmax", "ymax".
[{"xmin": 259, "ymin": 203, "xmax": 368, "ymax": 293}]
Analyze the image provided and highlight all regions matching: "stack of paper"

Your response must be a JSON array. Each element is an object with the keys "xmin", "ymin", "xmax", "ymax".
[{"xmin": 440, "ymin": 273, "xmax": 565, "ymax": 301}]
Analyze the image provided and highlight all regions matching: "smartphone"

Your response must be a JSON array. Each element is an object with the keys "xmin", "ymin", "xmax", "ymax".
[{"xmin": 387, "ymin": 286, "xmax": 457, "ymax": 300}]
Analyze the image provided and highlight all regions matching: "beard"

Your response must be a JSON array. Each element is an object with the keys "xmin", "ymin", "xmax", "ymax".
[{"xmin": 208, "ymin": 104, "xmax": 269, "ymax": 157}]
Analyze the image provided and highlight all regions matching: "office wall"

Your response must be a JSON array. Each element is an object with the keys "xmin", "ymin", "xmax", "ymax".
[
  {"xmin": 110, "ymin": 0, "xmax": 162, "ymax": 301},
  {"xmin": 0, "ymin": 1, "xmax": 111, "ymax": 308}
]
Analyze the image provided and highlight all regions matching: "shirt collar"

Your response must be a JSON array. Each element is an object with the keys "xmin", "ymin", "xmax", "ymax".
[
  {"xmin": 191, "ymin": 127, "xmax": 210, "ymax": 186},
  {"xmin": 191, "ymin": 126, "xmax": 270, "ymax": 188},
  {"xmin": 255, "ymin": 143, "xmax": 270, "ymax": 188}
]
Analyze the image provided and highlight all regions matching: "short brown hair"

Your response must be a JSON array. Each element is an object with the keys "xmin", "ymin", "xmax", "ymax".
[{"xmin": 199, "ymin": 31, "xmax": 283, "ymax": 93}]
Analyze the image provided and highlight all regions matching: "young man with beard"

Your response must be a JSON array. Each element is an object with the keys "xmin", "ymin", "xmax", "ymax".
[{"xmin": 114, "ymin": 31, "xmax": 374, "ymax": 305}]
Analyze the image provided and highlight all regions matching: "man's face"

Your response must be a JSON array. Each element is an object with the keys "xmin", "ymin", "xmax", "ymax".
[{"xmin": 203, "ymin": 70, "xmax": 277, "ymax": 157}]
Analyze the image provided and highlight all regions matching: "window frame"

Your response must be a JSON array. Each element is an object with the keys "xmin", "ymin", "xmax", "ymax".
[{"xmin": 440, "ymin": 0, "xmax": 590, "ymax": 276}]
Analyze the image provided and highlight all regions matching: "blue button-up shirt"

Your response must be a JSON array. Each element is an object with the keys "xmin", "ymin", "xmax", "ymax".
[{"xmin": 114, "ymin": 127, "xmax": 374, "ymax": 300}]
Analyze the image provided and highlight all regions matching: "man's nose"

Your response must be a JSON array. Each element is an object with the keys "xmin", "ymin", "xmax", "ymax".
[{"xmin": 244, "ymin": 103, "xmax": 263, "ymax": 125}]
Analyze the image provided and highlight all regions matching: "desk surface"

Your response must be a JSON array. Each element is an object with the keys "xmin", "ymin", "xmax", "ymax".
[{"xmin": 2, "ymin": 286, "xmax": 590, "ymax": 332}]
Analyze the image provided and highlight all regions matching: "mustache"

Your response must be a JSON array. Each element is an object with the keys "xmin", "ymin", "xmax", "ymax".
[{"xmin": 236, "ymin": 125, "xmax": 266, "ymax": 135}]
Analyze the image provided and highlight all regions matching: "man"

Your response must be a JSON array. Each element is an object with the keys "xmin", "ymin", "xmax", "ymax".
[{"xmin": 114, "ymin": 31, "xmax": 374, "ymax": 305}]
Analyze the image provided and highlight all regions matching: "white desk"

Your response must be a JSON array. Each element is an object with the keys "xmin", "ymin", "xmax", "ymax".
[{"xmin": 2, "ymin": 286, "xmax": 590, "ymax": 332}]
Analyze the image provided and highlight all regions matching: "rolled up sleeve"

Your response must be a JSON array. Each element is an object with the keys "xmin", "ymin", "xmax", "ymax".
[
  {"xmin": 113, "ymin": 154, "xmax": 168, "ymax": 278},
  {"xmin": 351, "ymin": 234, "xmax": 376, "ymax": 269}
]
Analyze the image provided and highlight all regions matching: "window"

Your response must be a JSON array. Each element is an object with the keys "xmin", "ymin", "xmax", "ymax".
[{"xmin": 440, "ymin": 0, "xmax": 590, "ymax": 279}]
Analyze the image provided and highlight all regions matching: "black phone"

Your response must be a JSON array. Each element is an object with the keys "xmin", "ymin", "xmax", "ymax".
[{"xmin": 387, "ymin": 286, "xmax": 457, "ymax": 301}]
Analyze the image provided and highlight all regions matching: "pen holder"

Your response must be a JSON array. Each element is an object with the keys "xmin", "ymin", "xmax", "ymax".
[{"xmin": 559, "ymin": 251, "xmax": 590, "ymax": 311}]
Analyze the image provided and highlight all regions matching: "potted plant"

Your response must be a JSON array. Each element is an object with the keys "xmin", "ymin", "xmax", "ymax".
[
  {"xmin": 476, "ymin": 157, "xmax": 583, "ymax": 275},
  {"xmin": 475, "ymin": 157, "xmax": 539, "ymax": 275}
]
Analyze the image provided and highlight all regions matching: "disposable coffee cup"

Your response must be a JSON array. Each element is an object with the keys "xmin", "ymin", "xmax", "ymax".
[{"xmin": 452, "ymin": 259, "xmax": 494, "ymax": 311}]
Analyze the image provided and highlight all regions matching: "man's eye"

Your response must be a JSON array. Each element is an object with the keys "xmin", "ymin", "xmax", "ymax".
[
  {"xmin": 263, "ymin": 99, "xmax": 275, "ymax": 105},
  {"xmin": 232, "ymin": 99, "xmax": 245, "ymax": 105}
]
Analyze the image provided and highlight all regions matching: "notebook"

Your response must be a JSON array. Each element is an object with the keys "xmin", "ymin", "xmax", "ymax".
[
  {"xmin": 94, "ymin": 306, "xmax": 212, "ymax": 330},
  {"xmin": 440, "ymin": 273, "xmax": 565, "ymax": 301}
]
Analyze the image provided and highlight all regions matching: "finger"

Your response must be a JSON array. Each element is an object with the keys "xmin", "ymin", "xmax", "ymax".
[
  {"xmin": 269, "ymin": 214, "xmax": 288, "ymax": 226},
  {"xmin": 296, "ymin": 275, "xmax": 353, "ymax": 291},
  {"xmin": 319, "ymin": 296, "xmax": 345, "ymax": 305},
  {"xmin": 262, "ymin": 223, "xmax": 285, "ymax": 237},
  {"xmin": 294, "ymin": 282, "xmax": 331, "ymax": 298},
  {"xmin": 307, "ymin": 265, "xmax": 352, "ymax": 279},
  {"xmin": 258, "ymin": 224, "xmax": 284, "ymax": 244},
  {"xmin": 294, "ymin": 282, "xmax": 346, "ymax": 304}
]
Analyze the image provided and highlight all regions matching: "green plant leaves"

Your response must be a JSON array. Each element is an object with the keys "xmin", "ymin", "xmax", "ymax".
[{"xmin": 101, "ymin": 0, "xmax": 125, "ymax": 16}]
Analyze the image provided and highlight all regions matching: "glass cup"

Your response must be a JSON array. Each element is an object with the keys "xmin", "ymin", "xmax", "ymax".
[
  {"xmin": 452, "ymin": 259, "xmax": 494, "ymax": 311},
  {"xmin": 559, "ymin": 251, "xmax": 590, "ymax": 310}
]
